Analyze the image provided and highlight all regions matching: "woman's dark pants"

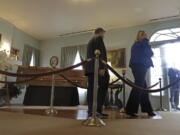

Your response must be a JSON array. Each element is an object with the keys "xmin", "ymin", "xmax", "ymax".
[{"xmin": 126, "ymin": 64, "xmax": 153, "ymax": 114}]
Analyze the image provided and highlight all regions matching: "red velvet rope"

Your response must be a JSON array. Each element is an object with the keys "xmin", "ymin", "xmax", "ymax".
[
  {"xmin": 103, "ymin": 60, "xmax": 180, "ymax": 93},
  {"xmin": 59, "ymin": 74, "xmax": 87, "ymax": 89},
  {"xmin": 125, "ymin": 78, "xmax": 159, "ymax": 89},
  {"xmin": 0, "ymin": 59, "xmax": 90, "ymax": 78},
  {"xmin": 0, "ymin": 77, "xmax": 39, "ymax": 84}
]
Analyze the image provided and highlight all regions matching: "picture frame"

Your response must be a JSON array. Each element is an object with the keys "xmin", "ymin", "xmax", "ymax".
[
  {"xmin": 10, "ymin": 47, "xmax": 20, "ymax": 60},
  {"xmin": 50, "ymin": 56, "xmax": 59, "ymax": 68},
  {"xmin": 107, "ymin": 48, "xmax": 126, "ymax": 69}
]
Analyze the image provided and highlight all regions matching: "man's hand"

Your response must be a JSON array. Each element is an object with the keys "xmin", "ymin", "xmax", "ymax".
[{"xmin": 99, "ymin": 69, "xmax": 105, "ymax": 76}]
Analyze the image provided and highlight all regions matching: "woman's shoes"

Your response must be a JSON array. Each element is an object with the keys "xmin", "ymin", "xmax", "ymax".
[
  {"xmin": 126, "ymin": 112, "xmax": 139, "ymax": 118},
  {"xmin": 148, "ymin": 112, "xmax": 156, "ymax": 117},
  {"xmin": 126, "ymin": 111, "xmax": 156, "ymax": 118}
]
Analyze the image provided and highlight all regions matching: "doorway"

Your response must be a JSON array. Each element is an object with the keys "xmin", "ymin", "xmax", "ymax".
[{"xmin": 150, "ymin": 28, "xmax": 180, "ymax": 110}]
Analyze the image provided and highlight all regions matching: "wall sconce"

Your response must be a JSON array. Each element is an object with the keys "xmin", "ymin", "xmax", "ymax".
[{"xmin": 0, "ymin": 41, "xmax": 11, "ymax": 56}]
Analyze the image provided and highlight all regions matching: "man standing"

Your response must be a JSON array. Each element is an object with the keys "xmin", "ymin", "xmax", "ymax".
[
  {"xmin": 85, "ymin": 28, "xmax": 109, "ymax": 118},
  {"xmin": 168, "ymin": 68, "xmax": 180, "ymax": 110}
]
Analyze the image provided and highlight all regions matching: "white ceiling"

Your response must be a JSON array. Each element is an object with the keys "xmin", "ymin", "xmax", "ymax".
[{"xmin": 0, "ymin": 0, "xmax": 180, "ymax": 40}]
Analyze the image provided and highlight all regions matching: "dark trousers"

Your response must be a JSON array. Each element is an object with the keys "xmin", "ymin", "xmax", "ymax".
[
  {"xmin": 126, "ymin": 64, "xmax": 153, "ymax": 114},
  {"xmin": 87, "ymin": 73, "xmax": 109, "ymax": 114},
  {"xmin": 170, "ymin": 88, "xmax": 179, "ymax": 108}
]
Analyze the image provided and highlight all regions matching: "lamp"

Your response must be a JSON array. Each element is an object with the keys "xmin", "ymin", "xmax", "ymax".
[{"xmin": 0, "ymin": 41, "xmax": 11, "ymax": 56}]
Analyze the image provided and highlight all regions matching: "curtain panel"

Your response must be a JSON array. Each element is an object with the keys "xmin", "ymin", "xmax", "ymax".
[
  {"xmin": 34, "ymin": 48, "xmax": 40, "ymax": 66},
  {"xmin": 77, "ymin": 44, "xmax": 88, "ymax": 59},
  {"xmin": 60, "ymin": 45, "xmax": 87, "ymax": 68},
  {"xmin": 22, "ymin": 45, "xmax": 33, "ymax": 66},
  {"xmin": 22, "ymin": 45, "xmax": 40, "ymax": 66},
  {"xmin": 60, "ymin": 46, "xmax": 78, "ymax": 68}
]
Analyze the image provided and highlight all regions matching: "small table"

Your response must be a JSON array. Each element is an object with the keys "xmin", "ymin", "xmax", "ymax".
[{"xmin": 105, "ymin": 84, "xmax": 123, "ymax": 109}]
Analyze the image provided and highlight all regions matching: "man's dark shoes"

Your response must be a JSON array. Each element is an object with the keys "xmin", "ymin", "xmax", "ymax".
[
  {"xmin": 88, "ymin": 112, "xmax": 109, "ymax": 118},
  {"xmin": 96, "ymin": 112, "xmax": 109, "ymax": 119},
  {"xmin": 88, "ymin": 113, "xmax": 92, "ymax": 118}
]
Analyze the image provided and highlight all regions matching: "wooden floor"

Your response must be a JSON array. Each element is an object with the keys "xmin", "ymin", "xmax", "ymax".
[
  {"xmin": 1, "ymin": 106, "xmax": 180, "ymax": 135},
  {"xmin": 0, "ymin": 106, "xmax": 163, "ymax": 120}
]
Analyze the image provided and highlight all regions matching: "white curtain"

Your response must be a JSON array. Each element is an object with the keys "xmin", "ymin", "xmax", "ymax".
[
  {"xmin": 22, "ymin": 45, "xmax": 40, "ymax": 66},
  {"xmin": 77, "ymin": 45, "xmax": 88, "ymax": 59},
  {"xmin": 60, "ymin": 45, "xmax": 87, "ymax": 68}
]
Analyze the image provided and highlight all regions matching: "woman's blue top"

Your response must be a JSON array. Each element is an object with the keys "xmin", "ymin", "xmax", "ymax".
[{"xmin": 129, "ymin": 38, "xmax": 154, "ymax": 68}]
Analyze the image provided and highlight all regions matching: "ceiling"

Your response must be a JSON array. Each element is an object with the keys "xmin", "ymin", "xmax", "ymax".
[{"xmin": 0, "ymin": 0, "xmax": 180, "ymax": 40}]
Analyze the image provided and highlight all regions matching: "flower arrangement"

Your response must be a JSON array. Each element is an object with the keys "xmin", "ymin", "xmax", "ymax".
[
  {"xmin": 0, "ymin": 50, "xmax": 22, "ymax": 103},
  {"xmin": 0, "ymin": 50, "xmax": 14, "ymax": 88}
]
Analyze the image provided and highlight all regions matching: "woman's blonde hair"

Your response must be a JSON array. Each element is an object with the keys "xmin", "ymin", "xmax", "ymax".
[{"xmin": 135, "ymin": 30, "xmax": 147, "ymax": 42}]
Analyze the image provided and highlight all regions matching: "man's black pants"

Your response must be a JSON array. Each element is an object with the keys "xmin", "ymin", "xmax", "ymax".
[
  {"xmin": 87, "ymin": 73, "xmax": 109, "ymax": 114},
  {"xmin": 170, "ymin": 88, "xmax": 180, "ymax": 108},
  {"xmin": 126, "ymin": 64, "xmax": 153, "ymax": 114}
]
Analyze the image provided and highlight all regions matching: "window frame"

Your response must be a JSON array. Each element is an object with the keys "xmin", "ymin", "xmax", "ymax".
[
  {"xmin": 149, "ymin": 27, "xmax": 180, "ymax": 96},
  {"xmin": 150, "ymin": 28, "xmax": 180, "ymax": 43}
]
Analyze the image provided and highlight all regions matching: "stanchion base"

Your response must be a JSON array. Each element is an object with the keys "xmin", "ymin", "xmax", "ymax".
[
  {"xmin": 82, "ymin": 117, "xmax": 105, "ymax": 127},
  {"xmin": 45, "ymin": 108, "xmax": 58, "ymax": 116}
]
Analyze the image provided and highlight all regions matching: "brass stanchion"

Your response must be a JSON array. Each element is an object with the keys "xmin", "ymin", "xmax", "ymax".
[
  {"xmin": 4, "ymin": 75, "xmax": 10, "ymax": 106},
  {"xmin": 120, "ymin": 69, "xmax": 126, "ymax": 113},
  {"xmin": 5, "ymin": 84, "xmax": 10, "ymax": 105},
  {"xmin": 45, "ymin": 74, "xmax": 58, "ymax": 115},
  {"xmin": 82, "ymin": 50, "xmax": 105, "ymax": 127},
  {"xmin": 156, "ymin": 78, "xmax": 167, "ymax": 111}
]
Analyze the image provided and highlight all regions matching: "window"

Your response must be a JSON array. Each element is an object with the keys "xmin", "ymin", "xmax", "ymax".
[
  {"xmin": 150, "ymin": 47, "xmax": 164, "ymax": 96},
  {"xmin": 150, "ymin": 27, "xmax": 180, "ymax": 97},
  {"xmin": 73, "ymin": 51, "xmax": 83, "ymax": 70},
  {"xmin": 150, "ymin": 28, "xmax": 180, "ymax": 42},
  {"xmin": 73, "ymin": 51, "xmax": 86, "ymax": 104},
  {"xmin": 30, "ymin": 52, "xmax": 35, "ymax": 66}
]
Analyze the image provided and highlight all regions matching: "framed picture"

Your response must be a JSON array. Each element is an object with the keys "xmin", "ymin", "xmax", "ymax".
[
  {"xmin": 50, "ymin": 56, "xmax": 59, "ymax": 68},
  {"xmin": 10, "ymin": 47, "xmax": 20, "ymax": 60},
  {"xmin": 107, "ymin": 48, "xmax": 126, "ymax": 69}
]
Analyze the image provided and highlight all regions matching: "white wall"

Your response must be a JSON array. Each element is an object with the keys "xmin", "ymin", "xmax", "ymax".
[
  {"xmin": 0, "ymin": 18, "xmax": 40, "ymax": 60},
  {"xmin": 0, "ymin": 18, "xmax": 40, "ymax": 104},
  {"xmin": 40, "ymin": 19, "xmax": 180, "ymax": 110},
  {"xmin": 12, "ymin": 27, "xmax": 40, "ymax": 60},
  {"xmin": 40, "ymin": 19, "xmax": 180, "ymax": 68}
]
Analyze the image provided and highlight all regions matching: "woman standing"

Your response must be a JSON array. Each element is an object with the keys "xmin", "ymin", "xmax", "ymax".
[{"xmin": 126, "ymin": 31, "xmax": 156, "ymax": 117}]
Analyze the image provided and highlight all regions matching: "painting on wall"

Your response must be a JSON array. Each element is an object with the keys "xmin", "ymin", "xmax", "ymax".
[
  {"xmin": 107, "ymin": 48, "xmax": 126, "ymax": 69},
  {"xmin": 10, "ymin": 48, "xmax": 20, "ymax": 60}
]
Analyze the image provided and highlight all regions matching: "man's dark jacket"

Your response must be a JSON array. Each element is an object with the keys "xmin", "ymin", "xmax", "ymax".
[{"xmin": 85, "ymin": 36, "xmax": 107, "ymax": 76}]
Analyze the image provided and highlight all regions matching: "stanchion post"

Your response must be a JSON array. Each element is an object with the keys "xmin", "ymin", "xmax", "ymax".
[
  {"xmin": 156, "ymin": 78, "xmax": 167, "ymax": 111},
  {"xmin": 120, "ymin": 69, "xmax": 126, "ymax": 113},
  {"xmin": 45, "ymin": 73, "xmax": 58, "ymax": 115},
  {"xmin": 6, "ymin": 84, "xmax": 10, "ymax": 105},
  {"xmin": 4, "ymin": 75, "xmax": 10, "ymax": 106},
  {"xmin": 160, "ymin": 78, "xmax": 163, "ymax": 110},
  {"xmin": 82, "ymin": 50, "xmax": 105, "ymax": 127}
]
